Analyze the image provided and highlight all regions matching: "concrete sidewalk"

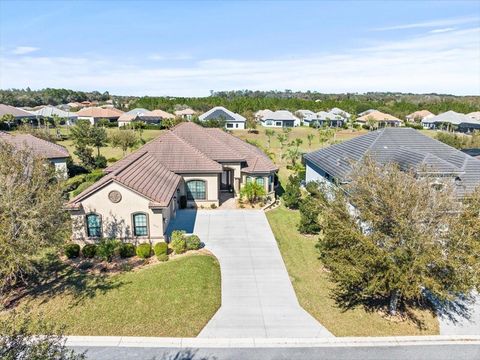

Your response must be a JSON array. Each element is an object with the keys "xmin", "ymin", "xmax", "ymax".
[{"xmin": 167, "ymin": 210, "xmax": 332, "ymax": 338}]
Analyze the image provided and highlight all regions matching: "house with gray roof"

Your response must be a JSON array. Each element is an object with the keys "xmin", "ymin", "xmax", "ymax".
[
  {"xmin": 296, "ymin": 110, "xmax": 317, "ymax": 124},
  {"xmin": 67, "ymin": 122, "xmax": 277, "ymax": 243},
  {"xmin": 314, "ymin": 111, "xmax": 345, "ymax": 127},
  {"xmin": 304, "ymin": 128, "xmax": 480, "ymax": 198},
  {"xmin": 422, "ymin": 111, "xmax": 480, "ymax": 132},
  {"xmin": 29, "ymin": 105, "xmax": 78, "ymax": 125},
  {"xmin": 330, "ymin": 107, "xmax": 351, "ymax": 119},
  {"xmin": 199, "ymin": 106, "xmax": 246, "ymax": 129},
  {"xmin": 0, "ymin": 104, "xmax": 36, "ymax": 127},
  {"xmin": 260, "ymin": 110, "xmax": 300, "ymax": 128},
  {"xmin": 118, "ymin": 108, "xmax": 163, "ymax": 127}
]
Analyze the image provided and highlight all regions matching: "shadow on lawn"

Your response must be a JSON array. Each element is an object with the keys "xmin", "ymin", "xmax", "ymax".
[{"xmin": 6, "ymin": 253, "xmax": 126, "ymax": 309}]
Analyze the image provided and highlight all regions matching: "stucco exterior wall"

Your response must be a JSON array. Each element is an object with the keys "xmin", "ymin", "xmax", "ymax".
[
  {"xmin": 50, "ymin": 158, "xmax": 67, "ymax": 178},
  {"xmin": 241, "ymin": 172, "xmax": 276, "ymax": 195},
  {"xmin": 225, "ymin": 121, "xmax": 245, "ymax": 130},
  {"xmin": 70, "ymin": 182, "xmax": 172, "ymax": 243}
]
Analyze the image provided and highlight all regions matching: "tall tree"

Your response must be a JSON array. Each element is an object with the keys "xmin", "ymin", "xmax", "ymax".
[
  {"xmin": 0, "ymin": 142, "xmax": 69, "ymax": 294},
  {"xmin": 317, "ymin": 157, "xmax": 480, "ymax": 316},
  {"xmin": 110, "ymin": 130, "xmax": 139, "ymax": 156},
  {"xmin": 265, "ymin": 129, "xmax": 275, "ymax": 148},
  {"xmin": 89, "ymin": 126, "xmax": 108, "ymax": 157}
]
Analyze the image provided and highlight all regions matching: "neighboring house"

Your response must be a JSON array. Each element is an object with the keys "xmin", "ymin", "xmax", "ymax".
[
  {"xmin": 260, "ymin": 110, "xmax": 300, "ymax": 127},
  {"xmin": 29, "ymin": 105, "xmax": 78, "ymax": 125},
  {"xmin": 356, "ymin": 110, "xmax": 403, "ymax": 127},
  {"xmin": 406, "ymin": 110, "xmax": 435, "ymax": 122},
  {"xmin": 315, "ymin": 111, "xmax": 345, "ymax": 127},
  {"xmin": 174, "ymin": 108, "xmax": 196, "ymax": 120},
  {"xmin": 304, "ymin": 128, "xmax": 480, "ymax": 198},
  {"xmin": 296, "ymin": 110, "xmax": 317, "ymax": 125},
  {"xmin": 0, "ymin": 104, "xmax": 36, "ymax": 125},
  {"xmin": 0, "ymin": 131, "xmax": 69, "ymax": 176},
  {"xmin": 422, "ymin": 111, "xmax": 480, "ymax": 132},
  {"xmin": 199, "ymin": 106, "xmax": 246, "ymax": 129},
  {"xmin": 118, "ymin": 108, "xmax": 162, "ymax": 127},
  {"xmin": 66, "ymin": 122, "xmax": 277, "ymax": 243},
  {"xmin": 358, "ymin": 109, "xmax": 376, "ymax": 117},
  {"xmin": 255, "ymin": 109, "xmax": 273, "ymax": 122},
  {"xmin": 330, "ymin": 107, "xmax": 351, "ymax": 119},
  {"xmin": 76, "ymin": 107, "xmax": 124, "ymax": 125},
  {"xmin": 150, "ymin": 109, "xmax": 175, "ymax": 119},
  {"xmin": 467, "ymin": 112, "xmax": 480, "ymax": 122}
]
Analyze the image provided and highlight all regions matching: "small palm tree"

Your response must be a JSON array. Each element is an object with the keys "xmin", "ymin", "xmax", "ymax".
[
  {"xmin": 265, "ymin": 129, "xmax": 275, "ymax": 148},
  {"xmin": 307, "ymin": 133, "xmax": 314, "ymax": 147}
]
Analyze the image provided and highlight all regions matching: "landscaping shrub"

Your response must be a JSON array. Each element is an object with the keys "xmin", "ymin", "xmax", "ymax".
[
  {"xmin": 186, "ymin": 235, "xmax": 202, "ymax": 250},
  {"xmin": 107, "ymin": 157, "xmax": 118, "ymax": 163},
  {"xmin": 154, "ymin": 242, "xmax": 168, "ymax": 257},
  {"xmin": 64, "ymin": 174, "xmax": 87, "ymax": 192},
  {"xmin": 136, "ymin": 243, "xmax": 152, "ymax": 259},
  {"xmin": 71, "ymin": 181, "xmax": 94, "ymax": 197},
  {"xmin": 96, "ymin": 239, "xmax": 119, "ymax": 262},
  {"xmin": 85, "ymin": 169, "xmax": 105, "ymax": 183},
  {"xmin": 170, "ymin": 230, "xmax": 187, "ymax": 254},
  {"xmin": 64, "ymin": 243, "xmax": 80, "ymax": 259},
  {"xmin": 157, "ymin": 253, "xmax": 169, "ymax": 262},
  {"xmin": 82, "ymin": 244, "xmax": 97, "ymax": 258},
  {"xmin": 94, "ymin": 155, "xmax": 107, "ymax": 169},
  {"xmin": 210, "ymin": 203, "xmax": 217, "ymax": 209},
  {"xmin": 118, "ymin": 243, "xmax": 136, "ymax": 258}
]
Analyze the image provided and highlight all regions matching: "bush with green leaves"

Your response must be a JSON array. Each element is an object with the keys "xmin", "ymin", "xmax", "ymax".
[
  {"xmin": 136, "ymin": 243, "xmax": 152, "ymax": 259},
  {"xmin": 118, "ymin": 243, "xmax": 136, "ymax": 258},
  {"xmin": 283, "ymin": 174, "xmax": 302, "ymax": 209},
  {"xmin": 170, "ymin": 230, "xmax": 187, "ymax": 254},
  {"xmin": 64, "ymin": 243, "xmax": 80, "ymax": 259},
  {"xmin": 96, "ymin": 239, "xmax": 119, "ymax": 262},
  {"xmin": 298, "ymin": 196, "xmax": 322, "ymax": 234},
  {"xmin": 186, "ymin": 235, "xmax": 202, "ymax": 250},
  {"xmin": 71, "ymin": 181, "xmax": 94, "ymax": 197},
  {"xmin": 154, "ymin": 242, "xmax": 168, "ymax": 257},
  {"xmin": 82, "ymin": 244, "xmax": 97, "ymax": 258},
  {"xmin": 157, "ymin": 253, "xmax": 169, "ymax": 262}
]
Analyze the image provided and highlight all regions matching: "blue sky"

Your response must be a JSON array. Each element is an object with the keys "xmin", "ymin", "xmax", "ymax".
[{"xmin": 0, "ymin": 0, "xmax": 479, "ymax": 96}]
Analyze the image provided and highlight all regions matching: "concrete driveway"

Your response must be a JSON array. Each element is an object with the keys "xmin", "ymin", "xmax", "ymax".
[
  {"xmin": 167, "ymin": 209, "xmax": 332, "ymax": 338},
  {"xmin": 439, "ymin": 293, "xmax": 480, "ymax": 335}
]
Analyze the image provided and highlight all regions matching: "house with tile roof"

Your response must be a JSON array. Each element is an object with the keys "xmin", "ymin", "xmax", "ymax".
[
  {"xmin": 421, "ymin": 111, "xmax": 480, "ymax": 132},
  {"xmin": 259, "ymin": 110, "xmax": 300, "ymax": 128},
  {"xmin": 76, "ymin": 107, "xmax": 124, "ymax": 125},
  {"xmin": 314, "ymin": 111, "xmax": 346, "ymax": 127},
  {"xmin": 0, "ymin": 131, "xmax": 69, "ymax": 175},
  {"xmin": 199, "ymin": 106, "xmax": 246, "ymax": 129},
  {"xmin": 304, "ymin": 128, "xmax": 480, "ymax": 198},
  {"xmin": 0, "ymin": 104, "xmax": 36, "ymax": 126},
  {"xmin": 29, "ymin": 105, "xmax": 78, "ymax": 125},
  {"xmin": 329, "ymin": 107, "xmax": 351, "ymax": 119},
  {"xmin": 467, "ymin": 111, "xmax": 480, "ymax": 122},
  {"xmin": 405, "ymin": 110, "xmax": 435, "ymax": 122},
  {"xmin": 356, "ymin": 110, "xmax": 403, "ymax": 127},
  {"xmin": 117, "ymin": 108, "xmax": 165, "ymax": 127},
  {"xmin": 174, "ymin": 108, "xmax": 196, "ymax": 120},
  {"xmin": 67, "ymin": 122, "xmax": 278, "ymax": 243}
]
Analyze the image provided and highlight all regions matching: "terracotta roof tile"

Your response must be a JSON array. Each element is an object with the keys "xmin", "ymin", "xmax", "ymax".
[
  {"xmin": 0, "ymin": 131, "xmax": 69, "ymax": 159},
  {"xmin": 76, "ymin": 107, "xmax": 124, "ymax": 118}
]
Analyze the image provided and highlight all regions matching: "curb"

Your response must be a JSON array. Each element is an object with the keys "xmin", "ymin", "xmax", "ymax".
[{"xmin": 65, "ymin": 335, "xmax": 480, "ymax": 348}]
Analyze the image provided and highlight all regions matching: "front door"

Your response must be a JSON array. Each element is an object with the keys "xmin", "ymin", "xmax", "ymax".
[{"xmin": 221, "ymin": 169, "xmax": 232, "ymax": 191}]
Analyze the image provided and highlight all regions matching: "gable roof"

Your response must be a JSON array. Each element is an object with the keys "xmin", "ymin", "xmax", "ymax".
[
  {"xmin": 30, "ymin": 105, "xmax": 77, "ymax": 118},
  {"xmin": 68, "ymin": 151, "xmax": 181, "ymax": 208},
  {"xmin": 406, "ymin": 110, "xmax": 435, "ymax": 120},
  {"xmin": 0, "ymin": 104, "xmax": 35, "ymax": 118},
  {"xmin": 304, "ymin": 128, "xmax": 480, "ymax": 196},
  {"xmin": 150, "ymin": 109, "xmax": 175, "ymax": 119},
  {"xmin": 76, "ymin": 107, "xmax": 124, "ymax": 118},
  {"xmin": 424, "ymin": 111, "xmax": 480, "ymax": 126},
  {"xmin": 316, "ymin": 111, "xmax": 345, "ymax": 121},
  {"xmin": 357, "ymin": 110, "xmax": 401, "ymax": 122},
  {"xmin": 0, "ymin": 131, "xmax": 69, "ymax": 159},
  {"xmin": 199, "ymin": 106, "xmax": 246, "ymax": 122},
  {"xmin": 330, "ymin": 107, "xmax": 351, "ymax": 118},
  {"xmin": 262, "ymin": 110, "xmax": 299, "ymax": 121},
  {"xmin": 174, "ymin": 108, "xmax": 196, "ymax": 116}
]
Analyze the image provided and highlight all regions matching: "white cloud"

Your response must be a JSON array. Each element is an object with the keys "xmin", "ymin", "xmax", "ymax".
[
  {"xmin": 0, "ymin": 27, "xmax": 479, "ymax": 96},
  {"xmin": 372, "ymin": 16, "xmax": 479, "ymax": 31},
  {"xmin": 429, "ymin": 27, "xmax": 456, "ymax": 34},
  {"xmin": 11, "ymin": 46, "xmax": 39, "ymax": 55}
]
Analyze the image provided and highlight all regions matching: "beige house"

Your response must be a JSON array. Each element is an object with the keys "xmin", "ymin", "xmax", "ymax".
[
  {"xmin": 76, "ymin": 107, "xmax": 124, "ymax": 125},
  {"xmin": 356, "ymin": 110, "xmax": 403, "ymax": 127},
  {"xmin": 406, "ymin": 110, "xmax": 435, "ymax": 122},
  {"xmin": 67, "ymin": 122, "xmax": 278, "ymax": 243}
]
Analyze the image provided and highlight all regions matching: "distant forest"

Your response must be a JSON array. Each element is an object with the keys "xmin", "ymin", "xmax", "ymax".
[{"xmin": 1, "ymin": 88, "xmax": 479, "ymax": 118}]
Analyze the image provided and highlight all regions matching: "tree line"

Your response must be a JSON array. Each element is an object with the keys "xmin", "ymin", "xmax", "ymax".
[{"xmin": 0, "ymin": 88, "xmax": 111, "ymax": 107}]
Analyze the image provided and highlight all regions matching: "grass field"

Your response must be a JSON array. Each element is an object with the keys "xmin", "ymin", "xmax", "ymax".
[
  {"xmin": 266, "ymin": 205, "xmax": 439, "ymax": 337},
  {"xmin": 7, "ymin": 254, "xmax": 221, "ymax": 337}
]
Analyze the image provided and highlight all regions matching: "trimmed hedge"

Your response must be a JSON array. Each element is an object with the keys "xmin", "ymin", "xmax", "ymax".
[
  {"xmin": 118, "ymin": 243, "xmax": 136, "ymax": 258},
  {"xmin": 71, "ymin": 181, "xmax": 94, "ymax": 197},
  {"xmin": 96, "ymin": 239, "xmax": 119, "ymax": 262},
  {"xmin": 157, "ymin": 253, "xmax": 169, "ymax": 262},
  {"xmin": 154, "ymin": 242, "xmax": 168, "ymax": 257},
  {"xmin": 64, "ymin": 243, "xmax": 80, "ymax": 259},
  {"xmin": 82, "ymin": 244, "xmax": 97, "ymax": 258},
  {"xmin": 170, "ymin": 230, "xmax": 187, "ymax": 254},
  {"xmin": 136, "ymin": 243, "xmax": 152, "ymax": 259},
  {"xmin": 186, "ymin": 235, "xmax": 201, "ymax": 250}
]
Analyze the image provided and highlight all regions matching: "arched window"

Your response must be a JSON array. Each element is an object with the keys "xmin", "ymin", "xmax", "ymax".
[
  {"xmin": 86, "ymin": 213, "xmax": 102, "ymax": 237},
  {"xmin": 186, "ymin": 180, "xmax": 206, "ymax": 200},
  {"xmin": 133, "ymin": 213, "xmax": 148, "ymax": 236}
]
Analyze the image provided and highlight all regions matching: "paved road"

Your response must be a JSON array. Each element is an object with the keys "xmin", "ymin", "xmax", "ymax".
[
  {"xmin": 167, "ymin": 209, "xmax": 332, "ymax": 338},
  {"xmin": 439, "ymin": 293, "xmax": 480, "ymax": 335},
  {"xmin": 70, "ymin": 344, "xmax": 480, "ymax": 360}
]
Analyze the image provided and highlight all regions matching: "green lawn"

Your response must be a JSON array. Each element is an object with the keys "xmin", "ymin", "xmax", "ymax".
[
  {"xmin": 8, "ymin": 254, "xmax": 221, "ymax": 337},
  {"xmin": 266, "ymin": 205, "xmax": 439, "ymax": 337}
]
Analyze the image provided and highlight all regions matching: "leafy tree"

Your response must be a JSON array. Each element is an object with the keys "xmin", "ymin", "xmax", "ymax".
[
  {"xmin": 317, "ymin": 157, "xmax": 480, "ymax": 316},
  {"xmin": 282, "ymin": 174, "xmax": 302, "ymax": 209},
  {"xmin": 70, "ymin": 120, "xmax": 106, "ymax": 168},
  {"xmin": 265, "ymin": 129, "xmax": 275, "ymax": 147},
  {"xmin": 276, "ymin": 133, "xmax": 288, "ymax": 149},
  {"xmin": 96, "ymin": 118, "xmax": 111, "ymax": 128},
  {"xmin": 298, "ymin": 196, "xmax": 322, "ymax": 234},
  {"xmin": 1, "ymin": 113, "xmax": 15, "ymax": 129},
  {"xmin": 0, "ymin": 310, "xmax": 86, "ymax": 360},
  {"xmin": 318, "ymin": 128, "xmax": 335, "ymax": 145},
  {"xmin": 89, "ymin": 126, "xmax": 108, "ymax": 157},
  {"xmin": 282, "ymin": 146, "xmax": 301, "ymax": 166},
  {"xmin": 0, "ymin": 142, "xmax": 69, "ymax": 294},
  {"xmin": 241, "ymin": 180, "xmax": 266, "ymax": 204},
  {"xmin": 110, "ymin": 130, "xmax": 139, "ymax": 156}
]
